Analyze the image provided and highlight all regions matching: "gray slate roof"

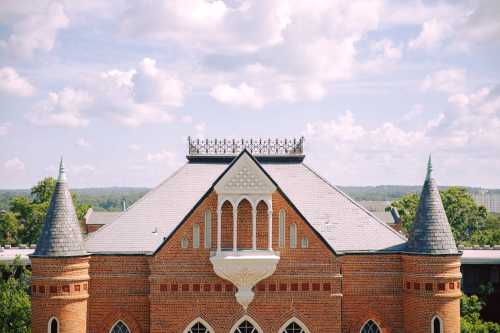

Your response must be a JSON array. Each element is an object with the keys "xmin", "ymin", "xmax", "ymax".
[
  {"xmin": 32, "ymin": 160, "xmax": 87, "ymax": 257},
  {"xmin": 86, "ymin": 159, "xmax": 406, "ymax": 254},
  {"xmin": 406, "ymin": 167, "xmax": 458, "ymax": 254},
  {"xmin": 84, "ymin": 209, "xmax": 123, "ymax": 225}
]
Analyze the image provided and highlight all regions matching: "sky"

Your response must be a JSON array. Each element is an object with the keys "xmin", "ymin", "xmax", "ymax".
[{"xmin": 1, "ymin": 0, "xmax": 499, "ymax": 189}]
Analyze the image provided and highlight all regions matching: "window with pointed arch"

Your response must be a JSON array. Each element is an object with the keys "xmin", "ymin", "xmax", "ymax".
[
  {"xmin": 360, "ymin": 320, "xmax": 381, "ymax": 333},
  {"xmin": 432, "ymin": 316, "xmax": 443, "ymax": 333},
  {"xmin": 110, "ymin": 321, "xmax": 130, "ymax": 333},
  {"xmin": 234, "ymin": 320, "xmax": 259, "ymax": 333},
  {"xmin": 48, "ymin": 317, "xmax": 59, "ymax": 333},
  {"xmin": 187, "ymin": 322, "xmax": 211, "ymax": 333},
  {"xmin": 281, "ymin": 322, "xmax": 307, "ymax": 333}
]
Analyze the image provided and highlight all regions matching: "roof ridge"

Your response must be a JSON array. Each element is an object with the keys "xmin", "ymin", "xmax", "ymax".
[{"xmin": 300, "ymin": 162, "xmax": 407, "ymax": 241}]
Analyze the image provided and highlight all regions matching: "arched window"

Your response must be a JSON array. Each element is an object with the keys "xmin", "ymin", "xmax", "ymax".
[
  {"xmin": 290, "ymin": 223, "xmax": 297, "ymax": 248},
  {"xmin": 360, "ymin": 320, "xmax": 381, "ymax": 333},
  {"xmin": 193, "ymin": 224, "xmax": 200, "ymax": 248},
  {"xmin": 279, "ymin": 209, "xmax": 286, "ymax": 248},
  {"xmin": 301, "ymin": 237, "xmax": 309, "ymax": 248},
  {"xmin": 280, "ymin": 320, "xmax": 310, "ymax": 333},
  {"xmin": 204, "ymin": 210, "xmax": 212, "ymax": 249},
  {"xmin": 188, "ymin": 322, "xmax": 209, "ymax": 333},
  {"xmin": 234, "ymin": 320, "xmax": 258, "ymax": 333},
  {"xmin": 184, "ymin": 318, "xmax": 215, "ymax": 333},
  {"xmin": 110, "ymin": 320, "xmax": 131, "ymax": 333},
  {"xmin": 48, "ymin": 317, "xmax": 59, "ymax": 333},
  {"xmin": 432, "ymin": 316, "xmax": 443, "ymax": 333}
]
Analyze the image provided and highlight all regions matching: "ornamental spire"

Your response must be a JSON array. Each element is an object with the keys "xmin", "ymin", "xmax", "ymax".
[
  {"xmin": 32, "ymin": 158, "xmax": 87, "ymax": 257},
  {"xmin": 406, "ymin": 157, "xmax": 457, "ymax": 255}
]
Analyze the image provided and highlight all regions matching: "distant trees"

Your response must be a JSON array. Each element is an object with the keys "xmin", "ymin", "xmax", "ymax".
[
  {"xmin": 0, "ymin": 257, "xmax": 31, "ymax": 333},
  {"xmin": 461, "ymin": 288, "xmax": 500, "ymax": 332},
  {"xmin": 387, "ymin": 187, "xmax": 500, "ymax": 246},
  {"xmin": 0, "ymin": 177, "xmax": 90, "ymax": 246}
]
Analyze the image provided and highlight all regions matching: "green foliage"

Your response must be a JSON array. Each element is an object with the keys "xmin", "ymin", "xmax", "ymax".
[
  {"xmin": 461, "ymin": 294, "xmax": 500, "ymax": 333},
  {"xmin": 0, "ymin": 257, "xmax": 31, "ymax": 333},
  {"xmin": 387, "ymin": 186, "xmax": 500, "ymax": 246},
  {"xmin": 0, "ymin": 177, "xmax": 91, "ymax": 246}
]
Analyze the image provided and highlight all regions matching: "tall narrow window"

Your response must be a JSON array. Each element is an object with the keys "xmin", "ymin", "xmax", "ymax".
[
  {"xmin": 360, "ymin": 320, "xmax": 381, "ymax": 333},
  {"xmin": 193, "ymin": 224, "xmax": 200, "ymax": 249},
  {"xmin": 110, "ymin": 321, "xmax": 130, "ymax": 333},
  {"xmin": 432, "ymin": 316, "xmax": 442, "ymax": 333},
  {"xmin": 204, "ymin": 210, "xmax": 212, "ymax": 249},
  {"xmin": 279, "ymin": 209, "xmax": 286, "ymax": 248},
  {"xmin": 290, "ymin": 223, "xmax": 297, "ymax": 248},
  {"xmin": 48, "ymin": 318, "xmax": 58, "ymax": 333}
]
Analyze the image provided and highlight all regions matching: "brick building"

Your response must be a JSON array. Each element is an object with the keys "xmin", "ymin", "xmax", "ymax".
[{"xmin": 30, "ymin": 138, "xmax": 461, "ymax": 333}]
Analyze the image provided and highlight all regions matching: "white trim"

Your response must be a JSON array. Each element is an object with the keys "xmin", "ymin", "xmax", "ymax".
[
  {"xmin": 431, "ymin": 315, "xmax": 443, "ymax": 333},
  {"xmin": 109, "ymin": 320, "xmax": 131, "ymax": 333},
  {"xmin": 182, "ymin": 317, "xmax": 215, "ymax": 333},
  {"xmin": 278, "ymin": 317, "xmax": 311, "ymax": 333},
  {"xmin": 230, "ymin": 315, "xmax": 263, "ymax": 333},
  {"xmin": 359, "ymin": 319, "xmax": 381, "ymax": 333},
  {"xmin": 48, "ymin": 317, "xmax": 59, "ymax": 333}
]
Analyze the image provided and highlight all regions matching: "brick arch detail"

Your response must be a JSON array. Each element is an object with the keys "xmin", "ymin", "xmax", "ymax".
[
  {"xmin": 273, "ymin": 310, "xmax": 315, "ymax": 332},
  {"xmin": 98, "ymin": 309, "xmax": 142, "ymax": 333},
  {"xmin": 351, "ymin": 310, "xmax": 392, "ymax": 333}
]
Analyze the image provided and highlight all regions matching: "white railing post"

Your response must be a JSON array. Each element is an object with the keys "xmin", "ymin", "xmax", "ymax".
[
  {"xmin": 268, "ymin": 210, "xmax": 273, "ymax": 251},
  {"xmin": 252, "ymin": 207, "xmax": 257, "ymax": 250},
  {"xmin": 233, "ymin": 206, "xmax": 238, "ymax": 253},
  {"xmin": 217, "ymin": 207, "xmax": 222, "ymax": 254}
]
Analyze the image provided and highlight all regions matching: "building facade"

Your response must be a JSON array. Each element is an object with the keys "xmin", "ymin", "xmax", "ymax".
[{"xmin": 31, "ymin": 138, "xmax": 461, "ymax": 333}]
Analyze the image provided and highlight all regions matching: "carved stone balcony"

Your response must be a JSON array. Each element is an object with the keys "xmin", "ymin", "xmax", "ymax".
[{"xmin": 210, "ymin": 250, "xmax": 280, "ymax": 309}]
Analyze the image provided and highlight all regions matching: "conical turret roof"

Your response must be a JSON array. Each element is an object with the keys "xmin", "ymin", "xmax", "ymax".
[
  {"xmin": 32, "ymin": 158, "xmax": 87, "ymax": 257},
  {"xmin": 406, "ymin": 156, "xmax": 458, "ymax": 254}
]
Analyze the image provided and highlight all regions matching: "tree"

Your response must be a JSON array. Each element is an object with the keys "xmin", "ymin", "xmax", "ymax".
[
  {"xmin": 461, "ymin": 293, "xmax": 500, "ymax": 333},
  {"xmin": 387, "ymin": 187, "xmax": 499, "ymax": 246},
  {"xmin": 0, "ymin": 257, "xmax": 31, "ymax": 333},
  {"xmin": 0, "ymin": 212, "xmax": 21, "ymax": 246}
]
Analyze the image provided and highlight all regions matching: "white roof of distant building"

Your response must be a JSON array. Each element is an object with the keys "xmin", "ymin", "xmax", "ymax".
[
  {"xmin": 461, "ymin": 247, "xmax": 500, "ymax": 264},
  {"xmin": 84, "ymin": 208, "xmax": 123, "ymax": 225},
  {"xmin": 0, "ymin": 247, "xmax": 35, "ymax": 264}
]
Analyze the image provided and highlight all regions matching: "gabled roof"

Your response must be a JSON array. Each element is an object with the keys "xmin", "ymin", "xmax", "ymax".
[
  {"xmin": 85, "ymin": 152, "xmax": 406, "ymax": 255},
  {"xmin": 32, "ymin": 159, "xmax": 87, "ymax": 257},
  {"xmin": 84, "ymin": 208, "xmax": 123, "ymax": 225},
  {"xmin": 406, "ymin": 157, "xmax": 458, "ymax": 255}
]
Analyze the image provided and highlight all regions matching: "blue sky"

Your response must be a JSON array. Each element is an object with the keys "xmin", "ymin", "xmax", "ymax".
[{"xmin": 1, "ymin": 0, "xmax": 499, "ymax": 188}]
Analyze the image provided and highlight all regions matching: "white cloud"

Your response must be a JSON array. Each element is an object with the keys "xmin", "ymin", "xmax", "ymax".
[
  {"xmin": 26, "ymin": 88, "xmax": 92, "ymax": 127},
  {"xmin": 421, "ymin": 69, "xmax": 466, "ymax": 94},
  {"xmin": 146, "ymin": 149, "xmax": 177, "ymax": 167},
  {"xmin": 409, "ymin": 18, "xmax": 452, "ymax": 50},
  {"xmin": 210, "ymin": 82, "xmax": 264, "ymax": 109},
  {"xmin": 0, "ymin": 67, "xmax": 36, "ymax": 97},
  {"xmin": 1, "ymin": 2, "xmax": 69, "ymax": 57},
  {"xmin": 99, "ymin": 58, "xmax": 186, "ymax": 127},
  {"xmin": 4, "ymin": 157, "xmax": 25, "ymax": 171},
  {"xmin": 128, "ymin": 144, "xmax": 141, "ymax": 151},
  {"xmin": 72, "ymin": 164, "xmax": 96, "ymax": 174},
  {"xmin": 372, "ymin": 39, "xmax": 402, "ymax": 60},
  {"xmin": 76, "ymin": 138, "xmax": 90, "ymax": 148},
  {"xmin": 0, "ymin": 123, "xmax": 11, "ymax": 136}
]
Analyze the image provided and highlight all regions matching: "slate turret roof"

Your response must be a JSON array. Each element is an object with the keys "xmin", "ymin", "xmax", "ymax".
[
  {"xmin": 32, "ymin": 159, "xmax": 87, "ymax": 257},
  {"xmin": 406, "ymin": 156, "xmax": 458, "ymax": 255}
]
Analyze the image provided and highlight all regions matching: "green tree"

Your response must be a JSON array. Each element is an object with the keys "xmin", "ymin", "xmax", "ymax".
[
  {"xmin": 0, "ymin": 212, "xmax": 21, "ymax": 246},
  {"xmin": 0, "ymin": 257, "xmax": 31, "ymax": 333},
  {"xmin": 461, "ymin": 294, "xmax": 500, "ymax": 333},
  {"xmin": 387, "ymin": 187, "xmax": 499, "ymax": 246}
]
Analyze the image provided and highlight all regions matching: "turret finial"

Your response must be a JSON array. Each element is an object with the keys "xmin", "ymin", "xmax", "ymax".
[
  {"xmin": 425, "ymin": 154, "xmax": 432, "ymax": 181},
  {"xmin": 58, "ymin": 156, "xmax": 67, "ymax": 182}
]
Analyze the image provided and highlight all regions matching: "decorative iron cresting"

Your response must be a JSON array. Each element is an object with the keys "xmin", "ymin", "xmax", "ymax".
[{"xmin": 187, "ymin": 137, "xmax": 304, "ymax": 156}]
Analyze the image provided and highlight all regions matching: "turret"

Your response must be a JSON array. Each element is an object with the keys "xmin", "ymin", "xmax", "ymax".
[
  {"xmin": 30, "ymin": 158, "xmax": 89, "ymax": 333},
  {"xmin": 402, "ymin": 156, "xmax": 461, "ymax": 333}
]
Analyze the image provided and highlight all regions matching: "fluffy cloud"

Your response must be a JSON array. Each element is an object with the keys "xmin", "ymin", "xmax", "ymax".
[
  {"xmin": 100, "ymin": 58, "xmax": 185, "ymax": 127},
  {"xmin": 1, "ymin": 2, "xmax": 69, "ymax": 57},
  {"xmin": 146, "ymin": 149, "xmax": 178, "ymax": 168},
  {"xmin": 0, "ymin": 123, "xmax": 11, "ymax": 136},
  {"xmin": 4, "ymin": 157, "xmax": 25, "ymax": 171},
  {"xmin": 0, "ymin": 67, "xmax": 36, "ymax": 97},
  {"xmin": 26, "ymin": 88, "xmax": 92, "ymax": 127},
  {"xmin": 421, "ymin": 69, "xmax": 466, "ymax": 94},
  {"xmin": 408, "ymin": 19, "xmax": 452, "ymax": 50},
  {"xmin": 76, "ymin": 138, "xmax": 90, "ymax": 148},
  {"xmin": 210, "ymin": 83, "xmax": 264, "ymax": 109},
  {"xmin": 372, "ymin": 39, "xmax": 402, "ymax": 60}
]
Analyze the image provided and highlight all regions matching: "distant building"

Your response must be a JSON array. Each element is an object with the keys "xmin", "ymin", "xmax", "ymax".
[
  {"xmin": 83, "ymin": 208, "xmax": 123, "ymax": 233},
  {"xmin": 472, "ymin": 190, "xmax": 500, "ymax": 213}
]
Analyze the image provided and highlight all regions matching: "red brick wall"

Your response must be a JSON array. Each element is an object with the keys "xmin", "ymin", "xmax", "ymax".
[
  {"xmin": 237, "ymin": 199, "xmax": 252, "ymax": 249},
  {"xmin": 31, "ymin": 256, "xmax": 89, "ymax": 333},
  {"xmin": 402, "ymin": 255, "xmax": 462, "ymax": 333},
  {"xmin": 256, "ymin": 200, "xmax": 268, "ymax": 249}
]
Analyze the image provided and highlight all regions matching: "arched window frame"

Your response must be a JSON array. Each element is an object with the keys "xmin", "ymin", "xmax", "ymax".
[
  {"xmin": 193, "ymin": 224, "xmax": 200, "ymax": 249},
  {"xmin": 109, "ymin": 320, "xmax": 131, "ymax": 333},
  {"xmin": 359, "ymin": 319, "xmax": 381, "ymax": 333},
  {"xmin": 204, "ymin": 210, "xmax": 212, "ymax": 249},
  {"xmin": 230, "ymin": 315, "xmax": 263, "ymax": 333},
  {"xmin": 182, "ymin": 317, "xmax": 215, "ymax": 333},
  {"xmin": 289, "ymin": 223, "xmax": 297, "ymax": 248},
  {"xmin": 48, "ymin": 317, "xmax": 59, "ymax": 333},
  {"xmin": 278, "ymin": 317, "xmax": 311, "ymax": 333},
  {"xmin": 279, "ymin": 209, "xmax": 286, "ymax": 248},
  {"xmin": 431, "ymin": 315, "xmax": 443, "ymax": 333}
]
